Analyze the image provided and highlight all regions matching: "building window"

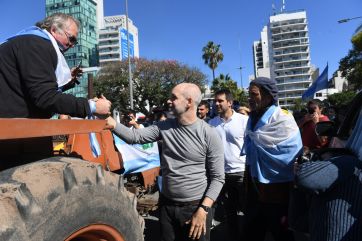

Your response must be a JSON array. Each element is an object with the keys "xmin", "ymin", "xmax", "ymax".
[{"xmin": 316, "ymin": 93, "xmax": 322, "ymax": 97}]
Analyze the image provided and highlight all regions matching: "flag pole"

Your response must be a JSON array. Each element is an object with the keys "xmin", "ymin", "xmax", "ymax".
[{"xmin": 326, "ymin": 62, "xmax": 329, "ymax": 99}]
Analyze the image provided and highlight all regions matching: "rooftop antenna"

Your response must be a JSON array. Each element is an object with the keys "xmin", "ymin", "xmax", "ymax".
[
  {"xmin": 272, "ymin": 2, "xmax": 276, "ymax": 15},
  {"xmin": 281, "ymin": 0, "xmax": 286, "ymax": 13}
]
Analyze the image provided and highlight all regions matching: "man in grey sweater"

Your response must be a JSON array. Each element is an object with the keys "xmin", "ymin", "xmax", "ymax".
[{"xmin": 106, "ymin": 83, "xmax": 225, "ymax": 241}]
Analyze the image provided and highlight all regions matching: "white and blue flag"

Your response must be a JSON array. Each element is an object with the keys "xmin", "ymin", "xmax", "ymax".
[{"xmin": 113, "ymin": 134, "xmax": 160, "ymax": 174}]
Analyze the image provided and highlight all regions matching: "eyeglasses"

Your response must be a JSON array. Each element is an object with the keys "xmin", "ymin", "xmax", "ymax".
[{"xmin": 62, "ymin": 29, "xmax": 78, "ymax": 46}]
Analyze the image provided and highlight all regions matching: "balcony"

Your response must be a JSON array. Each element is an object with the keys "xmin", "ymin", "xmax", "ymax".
[
  {"xmin": 274, "ymin": 57, "xmax": 309, "ymax": 64},
  {"xmin": 276, "ymin": 77, "xmax": 311, "ymax": 85},
  {"xmin": 274, "ymin": 48, "xmax": 309, "ymax": 57},
  {"xmin": 277, "ymin": 86, "xmax": 308, "ymax": 93},
  {"xmin": 274, "ymin": 63, "xmax": 310, "ymax": 71},
  {"xmin": 99, "ymin": 53, "xmax": 120, "ymax": 60},
  {"xmin": 271, "ymin": 27, "xmax": 307, "ymax": 36},
  {"xmin": 98, "ymin": 40, "xmax": 119, "ymax": 47},
  {"xmin": 274, "ymin": 71, "xmax": 310, "ymax": 78},
  {"xmin": 99, "ymin": 34, "xmax": 119, "ymax": 40},
  {"xmin": 272, "ymin": 35, "xmax": 308, "ymax": 44},
  {"xmin": 273, "ymin": 39, "xmax": 309, "ymax": 49},
  {"xmin": 99, "ymin": 49, "xmax": 120, "ymax": 55},
  {"xmin": 270, "ymin": 18, "xmax": 306, "ymax": 29}
]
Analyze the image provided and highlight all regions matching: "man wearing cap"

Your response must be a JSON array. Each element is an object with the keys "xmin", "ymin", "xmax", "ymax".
[{"xmin": 241, "ymin": 77, "xmax": 302, "ymax": 241}]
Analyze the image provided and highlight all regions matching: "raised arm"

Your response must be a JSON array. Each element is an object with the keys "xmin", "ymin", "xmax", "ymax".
[{"xmin": 106, "ymin": 116, "xmax": 160, "ymax": 144}]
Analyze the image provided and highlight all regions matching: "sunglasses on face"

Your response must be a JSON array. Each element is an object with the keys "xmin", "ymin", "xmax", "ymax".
[{"xmin": 62, "ymin": 29, "xmax": 78, "ymax": 45}]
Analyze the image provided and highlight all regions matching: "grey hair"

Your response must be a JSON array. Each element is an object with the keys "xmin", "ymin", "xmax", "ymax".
[{"xmin": 35, "ymin": 13, "xmax": 80, "ymax": 32}]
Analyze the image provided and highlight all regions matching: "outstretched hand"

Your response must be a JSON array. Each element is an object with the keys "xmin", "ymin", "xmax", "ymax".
[{"xmin": 105, "ymin": 117, "xmax": 116, "ymax": 130}]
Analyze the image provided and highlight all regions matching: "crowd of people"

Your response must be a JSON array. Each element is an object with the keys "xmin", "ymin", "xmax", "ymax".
[{"xmin": 1, "ymin": 12, "xmax": 361, "ymax": 241}]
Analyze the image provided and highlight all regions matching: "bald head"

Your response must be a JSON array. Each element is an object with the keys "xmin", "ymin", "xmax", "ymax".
[{"xmin": 174, "ymin": 83, "xmax": 202, "ymax": 108}]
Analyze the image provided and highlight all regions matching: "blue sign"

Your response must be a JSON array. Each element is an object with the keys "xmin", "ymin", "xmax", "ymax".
[{"xmin": 120, "ymin": 28, "xmax": 134, "ymax": 59}]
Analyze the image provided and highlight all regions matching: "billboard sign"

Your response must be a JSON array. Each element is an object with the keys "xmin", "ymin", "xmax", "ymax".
[{"xmin": 120, "ymin": 28, "xmax": 134, "ymax": 59}]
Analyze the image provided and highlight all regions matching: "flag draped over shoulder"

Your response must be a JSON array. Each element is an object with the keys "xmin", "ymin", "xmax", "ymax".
[
  {"xmin": 242, "ymin": 105, "xmax": 303, "ymax": 183},
  {"xmin": 302, "ymin": 64, "xmax": 329, "ymax": 101},
  {"xmin": 113, "ymin": 134, "xmax": 160, "ymax": 174}
]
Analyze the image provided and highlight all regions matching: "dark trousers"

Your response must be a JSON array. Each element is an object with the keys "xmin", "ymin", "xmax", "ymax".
[
  {"xmin": 159, "ymin": 199, "xmax": 213, "ymax": 241},
  {"xmin": 243, "ymin": 202, "xmax": 294, "ymax": 241},
  {"xmin": 242, "ymin": 172, "xmax": 294, "ymax": 241},
  {"xmin": 216, "ymin": 172, "xmax": 244, "ymax": 240}
]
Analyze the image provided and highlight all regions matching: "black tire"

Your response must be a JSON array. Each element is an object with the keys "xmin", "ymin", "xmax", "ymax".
[{"xmin": 0, "ymin": 157, "xmax": 144, "ymax": 241}]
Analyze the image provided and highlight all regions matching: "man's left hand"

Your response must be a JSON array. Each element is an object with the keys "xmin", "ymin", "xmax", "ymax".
[{"xmin": 185, "ymin": 207, "xmax": 207, "ymax": 240}]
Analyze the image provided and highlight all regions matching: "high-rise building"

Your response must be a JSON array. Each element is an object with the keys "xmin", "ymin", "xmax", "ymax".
[
  {"xmin": 253, "ymin": 10, "xmax": 313, "ymax": 107},
  {"xmin": 46, "ymin": 0, "xmax": 102, "ymax": 97},
  {"xmin": 98, "ymin": 15, "xmax": 139, "ymax": 65},
  {"xmin": 252, "ymin": 26, "xmax": 271, "ymax": 79}
]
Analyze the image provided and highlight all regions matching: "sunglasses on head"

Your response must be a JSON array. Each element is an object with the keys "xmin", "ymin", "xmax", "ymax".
[{"xmin": 62, "ymin": 29, "xmax": 78, "ymax": 45}]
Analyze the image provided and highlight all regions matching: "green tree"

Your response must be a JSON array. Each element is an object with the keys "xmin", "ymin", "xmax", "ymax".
[
  {"xmin": 94, "ymin": 58, "xmax": 207, "ymax": 115},
  {"xmin": 211, "ymin": 73, "xmax": 232, "ymax": 92},
  {"xmin": 335, "ymin": 27, "xmax": 362, "ymax": 91},
  {"xmin": 338, "ymin": 49, "xmax": 362, "ymax": 91},
  {"xmin": 202, "ymin": 41, "xmax": 224, "ymax": 83},
  {"xmin": 291, "ymin": 98, "xmax": 305, "ymax": 112},
  {"xmin": 237, "ymin": 90, "xmax": 249, "ymax": 107},
  {"xmin": 327, "ymin": 91, "xmax": 357, "ymax": 107},
  {"xmin": 211, "ymin": 74, "xmax": 248, "ymax": 106}
]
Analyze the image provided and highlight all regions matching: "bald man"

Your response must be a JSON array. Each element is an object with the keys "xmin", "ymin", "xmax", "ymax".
[{"xmin": 106, "ymin": 83, "xmax": 224, "ymax": 241}]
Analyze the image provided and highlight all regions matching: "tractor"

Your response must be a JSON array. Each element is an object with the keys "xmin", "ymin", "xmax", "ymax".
[{"xmin": 0, "ymin": 118, "xmax": 159, "ymax": 240}]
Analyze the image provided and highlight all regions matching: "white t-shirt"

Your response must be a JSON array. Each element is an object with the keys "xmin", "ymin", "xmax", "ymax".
[{"xmin": 209, "ymin": 111, "xmax": 248, "ymax": 173}]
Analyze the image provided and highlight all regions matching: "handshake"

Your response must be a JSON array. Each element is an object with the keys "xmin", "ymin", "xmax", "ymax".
[{"xmin": 91, "ymin": 94, "xmax": 112, "ymax": 118}]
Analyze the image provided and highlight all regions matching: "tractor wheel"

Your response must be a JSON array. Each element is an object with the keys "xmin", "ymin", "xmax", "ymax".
[{"xmin": 0, "ymin": 157, "xmax": 144, "ymax": 241}]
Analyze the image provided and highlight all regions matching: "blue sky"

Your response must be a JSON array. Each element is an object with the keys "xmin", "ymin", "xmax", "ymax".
[{"xmin": 1, "ymin": 0, "xmax": 361, "ymax": 87}]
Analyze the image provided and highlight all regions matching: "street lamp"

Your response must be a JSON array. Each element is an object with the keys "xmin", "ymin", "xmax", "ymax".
[
  {"xmin": 338, "ymin": 16, "xmax": 362, "ymax": 24},
  {"xmin": 125, "ymin": 0, "xmax": 133, "ymax": 109}
]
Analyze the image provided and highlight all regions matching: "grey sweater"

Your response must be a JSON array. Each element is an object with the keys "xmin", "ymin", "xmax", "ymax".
[{"xmin": 114, "ymin": 118, "xmax": 225, "ymax": 202}]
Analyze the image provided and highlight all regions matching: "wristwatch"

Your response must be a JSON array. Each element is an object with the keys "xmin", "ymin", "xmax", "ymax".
[{"xmin": 199, "ymin": 204, "xmax": 210, "ymax": 213}]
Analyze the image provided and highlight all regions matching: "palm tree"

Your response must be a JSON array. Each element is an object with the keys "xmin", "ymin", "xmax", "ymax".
[
  {"xmin": 202, "ymin": 41, "xmax": 224, "ymax": 83},
  {"xmin": 211, "ymin": 73, "xmax": 233, "ymax": 92}
]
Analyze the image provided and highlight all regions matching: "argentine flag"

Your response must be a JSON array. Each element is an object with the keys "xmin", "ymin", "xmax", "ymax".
[{"xmin": 113, "ymin": 134, "xmax": 160, "ymax": 174}]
